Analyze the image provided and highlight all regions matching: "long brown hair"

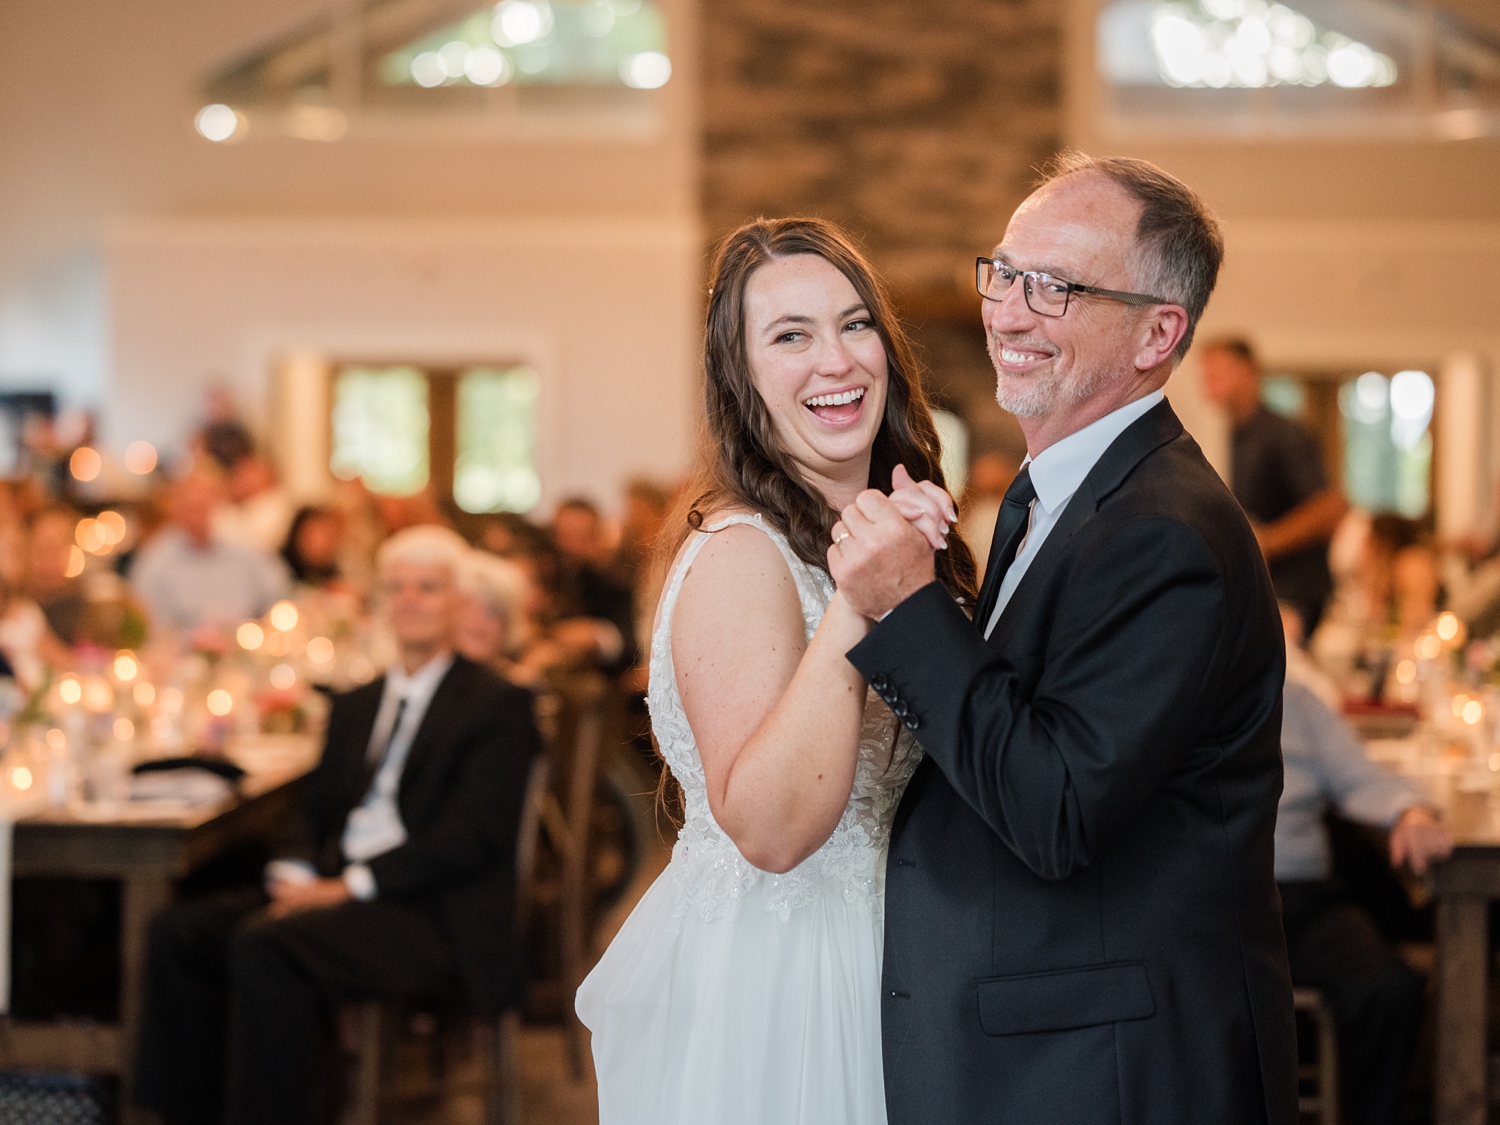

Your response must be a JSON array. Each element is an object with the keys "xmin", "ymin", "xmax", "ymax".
[{"xmin": 665, "ymin": 216, "xmax": 977, "ymax": 605}]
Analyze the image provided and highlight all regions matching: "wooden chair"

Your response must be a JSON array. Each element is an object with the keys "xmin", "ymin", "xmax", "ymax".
[
  {"xmin": 531, "ymin": 671, "xmax": 618, "ymax": 1079},
  {"xmin": 346, "ymin": 1004, "xmax": 520, "ymax": 1125},
  {"xmin": 344, "ymin": 677, "xmax": 627, "ymax": 1120},
  {"xmin": 343, "ymin": 714, "xmax": 557, "ymax": 1125},
  {"xmin": 1293, "ymin": 986, "xmax": 1339, "ymax": 1125}
]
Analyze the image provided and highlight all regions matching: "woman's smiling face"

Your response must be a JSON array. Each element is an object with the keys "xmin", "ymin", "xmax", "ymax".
[{"xmin": 742, "ymin": 253, "xmax": 889, "ymax": 503}]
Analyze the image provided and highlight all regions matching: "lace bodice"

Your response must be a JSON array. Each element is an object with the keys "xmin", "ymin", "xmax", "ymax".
[{"xmin": 648, "ymin": 513, "xmax": 921, "ymax": 923}]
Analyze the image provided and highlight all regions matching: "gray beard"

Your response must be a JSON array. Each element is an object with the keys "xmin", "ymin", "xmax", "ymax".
[{"xmin": 991, "ymin": 352, "xmax": 1117, "ymax": 419}]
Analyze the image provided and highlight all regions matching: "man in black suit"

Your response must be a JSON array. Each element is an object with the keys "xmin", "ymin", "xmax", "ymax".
[
  {"xmin": 134, "ymin": 526, "xmax": 539, "ymax": 1125},
  {"xmin": 828, "ymin": 153, "xmax": 1297, "ymax": 1124}
]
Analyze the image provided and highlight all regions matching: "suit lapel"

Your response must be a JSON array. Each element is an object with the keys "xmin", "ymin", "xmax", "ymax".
[{"xmin": 983, "ymin": 399, "xmax": 1186, "ymax": 649}]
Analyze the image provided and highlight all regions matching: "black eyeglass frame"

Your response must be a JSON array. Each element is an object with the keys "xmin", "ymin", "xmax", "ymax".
[{"xmin": 975, "ymin": 256, "xmax": 1171, "ymax": 318}]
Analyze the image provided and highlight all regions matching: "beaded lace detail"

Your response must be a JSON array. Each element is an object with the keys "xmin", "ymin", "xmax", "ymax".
[{"xmin": 648, "ymin": 513, "xmax": 921, "ymax": 924}]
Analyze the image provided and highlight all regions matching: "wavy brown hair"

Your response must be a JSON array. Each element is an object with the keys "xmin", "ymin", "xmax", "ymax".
[{"xmin": 665, "ymin": 216, "xmax": 977, "ymax": 605}]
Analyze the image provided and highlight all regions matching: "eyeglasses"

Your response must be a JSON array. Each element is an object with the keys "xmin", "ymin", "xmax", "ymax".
[{"xmin": 975, "ymin": 257, "xmax": 1170, "ymax": 318}]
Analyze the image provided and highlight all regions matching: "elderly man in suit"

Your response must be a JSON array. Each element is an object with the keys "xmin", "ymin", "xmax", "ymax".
[
  {"xmin": 830, "ymin": 153, "xmax": 1297, "ymax": 1124},
  {"xmin": 134, "ymin": 526, "xmax": 539, "ymax": 1125}
]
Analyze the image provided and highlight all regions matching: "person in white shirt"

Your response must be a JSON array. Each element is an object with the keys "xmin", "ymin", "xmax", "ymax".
[
  {"xmin": 212, "ymin": 452, "xmax": 296, "ymax": 557},
  {"xmin": 134, "ymin": 526, "xmax": 539, "ymax": 1125},
  {"xmin": 130, "ymin": 473, "xmax": 288, "ymax": 633}
]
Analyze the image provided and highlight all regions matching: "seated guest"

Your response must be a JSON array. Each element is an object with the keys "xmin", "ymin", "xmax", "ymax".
[
  {"xmin": 133, "ymin": 526, "xmax": 539, "ymax": 1125},
  {"xmin": 551, "ymin": 497, "xmax": 636, "ymax": 674},
  {"xmin": 454, "ymin": 550, "xmax": 537, "ymax": 686},
  {"xmin": 25, "ymin": 505, "xmax": 87, "ymax": 644},
  {"xmin": 280, "ymin": 505, "xmax": 347, "ymax": 591},
  {"xmin": 130, "ymin": 473, "xmax": 288, "ymax": 632},
  {"xmin": 214, "ymin": 450, "xmax": 295, "ymax": 556},
  {"xmin": 1277, "ymin": 618, "xmax": 1453, "ymax": 1125},
  {"xmin": 0, "ymin": 571, "xmax": 72, "ymax": 691}
]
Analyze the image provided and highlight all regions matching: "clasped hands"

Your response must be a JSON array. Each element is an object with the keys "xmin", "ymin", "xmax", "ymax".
[
  {"xmin": 266, "ymin": 875, "xmax": 351, "ymax": 919},
  {"xmin": 828, "ymin": 465, "xmax": 955, "ymax": 621}
]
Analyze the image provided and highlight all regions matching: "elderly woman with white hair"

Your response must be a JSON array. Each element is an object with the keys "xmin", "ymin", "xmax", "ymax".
[
  {"xmin": 455, "ymin": 549, "xmax": 537, "ymax": 683},
  {"xmin": 135, "ymin": 524, "xmax": 541, "ymax": 1125}
]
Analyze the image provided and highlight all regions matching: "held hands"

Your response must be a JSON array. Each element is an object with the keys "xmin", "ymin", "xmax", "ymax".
[
  {"xmin": 266, "ymin": 876, "xmax": 352, "ymax": 919},
  {"xmin": 1389, "ymin": 806, "xmax": 1454, "ymax": 877},
  {"xmin": 828, "ymin": 465, "xmax": 954, "ymax": 621}
]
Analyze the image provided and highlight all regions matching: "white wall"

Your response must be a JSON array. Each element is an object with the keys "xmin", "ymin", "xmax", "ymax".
[{"xmin": 106, "ymin": 214, "xmax": 701, "ymax": 511}]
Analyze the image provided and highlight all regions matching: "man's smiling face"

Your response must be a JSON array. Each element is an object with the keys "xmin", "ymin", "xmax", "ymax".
[{"xmin": 983, "ymin": 172, "xmax": 1148, "ymax": 419}]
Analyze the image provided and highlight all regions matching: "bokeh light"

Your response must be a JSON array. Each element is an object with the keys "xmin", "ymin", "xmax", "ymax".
[
  {"xmin": 125, "ymin": 441, "xmax": 158, "ymax": 475},
  {"xmin": 70, "ymin": 447, "xmax": 102, "ymax": 482},
  {"xmin": 620, "ymin": 50, "xmax": 671, "ymax": 88},
  {"xmin": 269, "ymin": 601, "xmax": 300, "ymax": 632},
  {"xmin": 195, "ymin": 103, "xmax": 244, "ymax": 142}
]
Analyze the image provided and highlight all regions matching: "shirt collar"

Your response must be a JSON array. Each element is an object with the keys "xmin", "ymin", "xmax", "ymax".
[
  {"xmin": 385, "ymin": 650, "xmax": 455, "ymax": 704},
  {"xmin": 1023, "ymin": 390, "xmax": 1165, "ymax": 514}
]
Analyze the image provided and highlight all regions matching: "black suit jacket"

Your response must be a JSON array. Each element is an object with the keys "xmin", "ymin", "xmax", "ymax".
[
  {"xmin": 849, "ymin": 401, "xmax": 1297, "ymax": 1125},
  {"xmin": 280, "ymin": 655, "xmax": 539, "ymax": 1015}
]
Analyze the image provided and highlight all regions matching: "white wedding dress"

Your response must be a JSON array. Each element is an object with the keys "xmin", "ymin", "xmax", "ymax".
[{"xmin": 576, "ymin": 513, "xmax": 921, "ymax": 1124}]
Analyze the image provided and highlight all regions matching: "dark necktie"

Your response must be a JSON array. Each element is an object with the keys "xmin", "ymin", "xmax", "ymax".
[
  {"xmin": 976, "ymin": 467, "xmax": 1037, "ymax": 629},
  {"xmin": 357, "ymin": 696, "xmax": 407, "ymax": 800}
]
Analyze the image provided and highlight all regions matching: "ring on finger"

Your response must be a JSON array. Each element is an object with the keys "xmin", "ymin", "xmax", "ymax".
[{"xmin": 833, "ymin": 532, "xmax": 851, "ymax": 547}]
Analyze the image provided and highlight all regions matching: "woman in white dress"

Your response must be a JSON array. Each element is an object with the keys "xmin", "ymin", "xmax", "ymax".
[{"xmin": 576, "ymin": 218, "xmax": 977, "ymax": 1124}]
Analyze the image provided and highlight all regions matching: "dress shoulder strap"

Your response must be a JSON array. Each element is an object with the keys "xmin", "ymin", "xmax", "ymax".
[{"xmin": 655, "ymin": 513, "xmax": 831, "ymax": 644}]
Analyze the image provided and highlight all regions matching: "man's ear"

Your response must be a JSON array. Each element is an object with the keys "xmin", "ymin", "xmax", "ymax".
[{"xmin": 1134, "ymin": 306, "xmax": 1189, "ymax": 372}]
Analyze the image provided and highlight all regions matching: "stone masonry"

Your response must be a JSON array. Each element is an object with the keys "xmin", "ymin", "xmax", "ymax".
[{"xmin": 700, "ymin": 0, "xmax": 1065, "ymax": 461}]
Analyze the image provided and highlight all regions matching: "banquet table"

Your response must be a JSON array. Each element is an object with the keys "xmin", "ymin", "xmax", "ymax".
[
  {"xmin": 1350, "ymin": 728, "xmax": 1500, "ymax": 1125},
  {"xmin": 1426, "ymin": 772, "xmax": 1500, "ymax": 1125},
  {"xmin": 0, "ymin": 738, "xmax": 316, "ymax": 1124}
]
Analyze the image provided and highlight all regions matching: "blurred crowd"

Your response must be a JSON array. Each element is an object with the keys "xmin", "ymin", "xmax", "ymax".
[
  {"xmin": 0, "ymin": 396, "xmax": 677, "ymax": 770},
  {"xmin": 0, "ymin": 356, "xmax": 1492, "ymax": 1125}
]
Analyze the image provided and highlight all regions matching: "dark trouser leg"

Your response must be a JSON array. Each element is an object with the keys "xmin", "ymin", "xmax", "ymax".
[
  {"xmin": 224, "ymin": 922, "xmax": 333, "ymax": 1125},
  {"xmin": 1280, "ymin": 881, "xmax": 1425, "ymax": 1125},
  {"xmin": 132, "ymin": 889, "xmax": 266, "ymax": 1125},
  {"xmin": 224, "ymin": 899, "xmax": 461, "ymax": 1125}
]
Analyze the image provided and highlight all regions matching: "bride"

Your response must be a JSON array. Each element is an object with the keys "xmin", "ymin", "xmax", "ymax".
[{"xmin": 576, "ymin": 217, "xmax": 976, "ymax": 1123}]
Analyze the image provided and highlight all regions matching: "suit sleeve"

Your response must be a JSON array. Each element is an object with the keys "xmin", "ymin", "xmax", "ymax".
[
  {"xmin": 275, "ymin": 691, "xmax": 356, "ymax": 867},
  {"xmin": 367, "ymin": 688, "xmax": 541, "ymax": 898},
  {"xmin": 849, "ymin": 516, "xmax": 1226, "ymax": 881}
]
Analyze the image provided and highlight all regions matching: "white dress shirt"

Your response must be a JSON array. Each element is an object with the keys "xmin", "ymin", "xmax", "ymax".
[
  {"xmin": 984, "ymin": 390, "xmax": 1165, "ymax": 639},
  {"xmin": 339, "ymin": 651, "xmax": 455, "ymax": 898}
]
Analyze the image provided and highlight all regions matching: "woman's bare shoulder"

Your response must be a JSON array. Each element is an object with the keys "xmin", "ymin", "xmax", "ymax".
[{"xmin": 672, "ymin": 511, "xmax": 801, "ymax": 640}]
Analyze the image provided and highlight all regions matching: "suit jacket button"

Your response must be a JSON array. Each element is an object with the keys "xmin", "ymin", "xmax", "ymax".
[
  {"xmin": 906, "ymin": 714, "xmax": 921, "ymax": 730},
  {"xmin": 871, "ymin": 674, "xmax": 889, "ymax": 691}
]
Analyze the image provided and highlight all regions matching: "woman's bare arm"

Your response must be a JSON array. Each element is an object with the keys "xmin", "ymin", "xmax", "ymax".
[{"xmin": 673, "ymin": 523, "xmax": 871, "ymax": 873}]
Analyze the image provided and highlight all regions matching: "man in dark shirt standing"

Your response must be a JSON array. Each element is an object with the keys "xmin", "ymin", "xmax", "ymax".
[{"xmin": 1203, "ymin": 337, "xmax": 1348, "ymax": 632}]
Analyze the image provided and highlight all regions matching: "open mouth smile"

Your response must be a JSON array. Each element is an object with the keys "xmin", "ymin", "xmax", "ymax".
[{"xmin": 802, "ymin": 386, "xmax": 868, "ymax": 426}]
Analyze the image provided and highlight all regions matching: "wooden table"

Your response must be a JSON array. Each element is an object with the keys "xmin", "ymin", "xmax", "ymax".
[
  {"xmin": 1353, "ymin": 735, "xmax": 1500, "ymax": 1125},
  {"xmin": 1426, "ymin": 773, "xmax": 1500, "ymax": 1125},
  {"xmin": 0, "ymin": 759, "xmax": 310, "ymax": 1124}
]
